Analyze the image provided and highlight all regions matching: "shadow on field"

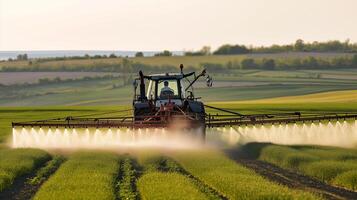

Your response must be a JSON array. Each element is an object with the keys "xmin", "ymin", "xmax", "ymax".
[{"xmin": 225, "ymin": 142, "xmax": 357, "ymax": 200}]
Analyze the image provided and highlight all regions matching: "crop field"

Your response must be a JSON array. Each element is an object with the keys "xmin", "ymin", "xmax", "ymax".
[
  {"xmin": 0, "ymin": 92, "xmax": 357, "ymax": 199},
  {"xmin": 0, "ymin": 72, "xmax": 118, "ymax": 85},
  {"xmin": 2, "ymin": 68, "xmax": 357, "ymax": 106},
  {"xmin": 2, "ymin": 59, "xmax": 357, "ymax": 199},
  {"xmin": 240, "ymin": 143, "xmax": 357, "ymax": 191},
  {"xmin": 0, "ymin": 148, "xmax": 50, "ymax": 192}
]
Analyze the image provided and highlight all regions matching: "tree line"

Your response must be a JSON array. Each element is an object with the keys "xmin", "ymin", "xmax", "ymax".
[
  {"xmin": 202, "ymin": 55, "xmax": 357, "ymax": 72},
  {"xmin": 1, "ymin": 55, "xmax": 357, "ymax": 73},
  {"xmin": 185, "ymin": 39, "xmax": 357, "ymax": 55},
  {"xmin": 6, "ymin": 39, "xmax": 356, "ymax": 63}
]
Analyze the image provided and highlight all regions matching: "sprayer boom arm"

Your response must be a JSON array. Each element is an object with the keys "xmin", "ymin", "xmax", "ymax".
[{"xmin": 206, "ymin": 112, "xmax": 357, "ymax": 127}]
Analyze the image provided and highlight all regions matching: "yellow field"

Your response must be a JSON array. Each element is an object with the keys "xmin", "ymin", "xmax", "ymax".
[{"xmin": 215, "ymin": 90, "xmax": 357, "ymax": 104}]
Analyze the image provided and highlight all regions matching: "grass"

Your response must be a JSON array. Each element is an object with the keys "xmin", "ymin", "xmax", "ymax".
[
  {"xmin": 135, "ymin": 151, "xmax": 218, "ymax": 200},
  {"xmin": 241, "ymin": 143, "xmax": 357, "ymax": 191},
  {"xmin": 172, "ymin": 149, "xmax": 319, "ymax": 199},
  {"xmin": 0, "ymin": 148, "xmax": 50, "ymax": 192},
  {"xmin": 116, "ymin": 157, "xmax": 139, "ymax": 200},
  {"xmin": 28, "ymin": 155, "xmax": 66, "ymax": 185},
  {"xmin": 33, "ymin": 151, "xmax": 120, "ymax": 200},
  {"xmin": 137, "ymin": 172, "xmax": 209, "ymax": 200}
]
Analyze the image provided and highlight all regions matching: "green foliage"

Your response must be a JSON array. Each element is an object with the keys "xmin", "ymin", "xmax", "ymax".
[
  {"xmin": 302, "ymin": 161, "xmax": 357, "ymax": 182},
  {"xmin": 257, "ymin": 145, "xmax": 319, "ymax": 169},
  {"xmin": 154, "ymin": 50, "xmax": 172, "ymax": 57},
  {"xmin": 138, "ymin": 172, "xmax": 209, "ymax": 200},
  {"xmin": 0, "ymin": 148, "xmax": 50, "ymax": 192},
  {"xmin": 213, "ymin": 44, "xmax": 251, "ymax": 55},
  {"xmin": 116, "ymin": 157, "xmax": 138, "ymax": 200},
  {"xmin": 352, "ymin": 54, "xmax": 357, "ymax": 67},
  {"xmin": 17, "ymin": 54, "xmax": 28, "ymax": 61},
  {"xmin": 28, "ymin": 155, "xmax": 66, "ymax": 185},
  {"xmin": 253, "ymin": 39, "xmax": 357, "ymax": 53},
  {"xmin": 109, "ymin": 53, "xmax": 117, "ymax": 58},
  {"xmin": 185, "ymin": 46, "xmax": 211, "ymax": 56},
  {"xmin": 136, "ymin": 153, "xmax": 213, "ymax": 200},
  {"xmin": 33, "ymin": 152, "xmax": 119, "ymax": 200},
  {"xmin": 243, "ymin": 143, "xmax": 357, "ymax": 191},
  {"xmin": 333, "ymin": 170, "xmax": 357, "ymax": 190},
  {"xmin": 241, "ymin": 58, "xmax": 257, "ymax": 69},
  {"xmin": 135, "ymin": 52, "xmax": 144, "ymax": 57},
  {"xmin": 2, "ymin": 53, "xmax": 357, "ymax": 73},
  {"xmin": 173, "ymin": 150, "xmax": 318, "ymax": 199}
]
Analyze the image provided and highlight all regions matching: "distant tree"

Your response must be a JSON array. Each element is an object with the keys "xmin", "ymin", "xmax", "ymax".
[
  {"xmin": 16, "ymin": 54, "xmax": 28, "ymax": 60},
  {"xmin": 109, "ymin": 53, "xmax": 117, "ymax": 58},
  {"xmin": 213, "ymin": 44, "xmax": 250, "ymax": 55},
  {"xmin": 294, "ymin": 39, "xmax": 305, "ymax": 51},
  {"xmin": 135, "ymin": 52, "xmax": 144, "ymax": 57},
  {"xmin": 154, "ymin": 50, "xmax": 172, "ymax": 57},
  {"xmin": 200, "ymin": 46, "xmax": 211, "ymax": 55},
  {"xmin": 261, "ymin": 59, "xmax": 275, "ymax": 70},
  {"xmin": 84, "ymin": 54, "xmax": 90, "ymax": 59},
  {"xmin": 241, "ymin": 58, "xmax": 257, "ymax": 69}
]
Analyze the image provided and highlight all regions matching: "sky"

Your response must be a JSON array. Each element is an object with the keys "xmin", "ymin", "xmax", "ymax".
[{"xmin": 0, "ymin": 0, "xmax": 356, "ymax": 51}]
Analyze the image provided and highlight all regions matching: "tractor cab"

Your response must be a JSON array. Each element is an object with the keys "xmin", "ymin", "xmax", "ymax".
[
  {"xmin": 132, "ymin": 64, "xmax": 212, "ymax": 132},
  {"xmin": 146, "ymin": 73, "xmax": 185, "ymax": 107}
]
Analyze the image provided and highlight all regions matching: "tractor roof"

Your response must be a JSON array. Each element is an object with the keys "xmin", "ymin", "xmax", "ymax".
[{"xmin": 146, "ymin": 72, "xmax": 194, "ymax": 80}]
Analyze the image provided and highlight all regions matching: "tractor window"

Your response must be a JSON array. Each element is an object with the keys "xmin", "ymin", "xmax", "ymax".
[{"xmin": 157, "ymin": 80, "xmax": 179, "ymax": 99}]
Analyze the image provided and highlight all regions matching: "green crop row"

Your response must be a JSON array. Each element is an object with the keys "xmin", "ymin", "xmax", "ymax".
[
  {"xmin": 242, "ymin": 143, "xmax": 357, "ymax": 191},
  {"xmin": 141, "ymin": 155, "xmax": 222, "ymax": 200},
  {"xmin": 0, "ymin": 148, "xmax": 50, "ymax": 192},
  {"xmin": 136, "ymin": 152, "xmax": 220, "ymax": 200},
  {"xmin": 33, "ymin": 152, "xmax": 120, "ymax": 200},
  {"xmin": 172, "ymin": 149, "xmax": 319, "ymax": 200},
  {"xmin": 28, "ymin": 155, "xmax": 66, "ymax": 185},
  {"xmin": 138, "ymin": 172, "xmax": 209, "ymax": 200},
  {"xmin": 116, "ymin": 157, "xmax": 139, "ymax": 200}
]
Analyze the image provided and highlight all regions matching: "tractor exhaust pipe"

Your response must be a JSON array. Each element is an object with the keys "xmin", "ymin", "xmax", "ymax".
[{"xmin": 139, "ymin": 70, "xmax": 146, "ymax": 101}]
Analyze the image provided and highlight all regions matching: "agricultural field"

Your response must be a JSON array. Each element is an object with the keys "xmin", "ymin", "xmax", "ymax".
[
  {"xmin": 239, "ymin": 143, "xmax": 357, "ymax": 191},
  {"xmin": 1, "ymin": 54, "xmax": 357, "ymax": 199},
  {"xmin": 2, "ymin": 68, "xmax": 357, "ymax": 106},
  {"xmin": 0, "ymin": 72, "xmax": 119, "ymax": 85},
  {"xmin": 0, "ymin": 90, "xmax": 357, "ymax": 199}
]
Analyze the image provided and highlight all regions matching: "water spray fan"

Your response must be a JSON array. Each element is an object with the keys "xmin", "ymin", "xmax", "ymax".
[{"xmin": 11, "ymin": 65, "xmax": 357, "ymax": 148}]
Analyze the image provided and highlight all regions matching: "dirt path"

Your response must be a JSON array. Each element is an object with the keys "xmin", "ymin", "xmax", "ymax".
[{"xmin": 225, "ymin": 149, "xmax": 357, "ymax": 200}]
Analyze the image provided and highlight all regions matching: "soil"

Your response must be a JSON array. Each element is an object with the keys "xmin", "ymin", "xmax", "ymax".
[
  {"xmin": 225, "ymin": 149, "xmax": 357, "ymax": 200},
  {"xmin": 0, "ymin": 157, "xmax": 62, "ymax": 200},
  {"xmin": 0, "ymin": 171, "xmax": 40, "ymax": 200}
]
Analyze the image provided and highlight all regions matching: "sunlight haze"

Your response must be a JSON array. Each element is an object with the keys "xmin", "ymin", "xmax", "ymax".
[{"xmin": 1, "ymin": 0, "xmax": 356, "ymax": 51}]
